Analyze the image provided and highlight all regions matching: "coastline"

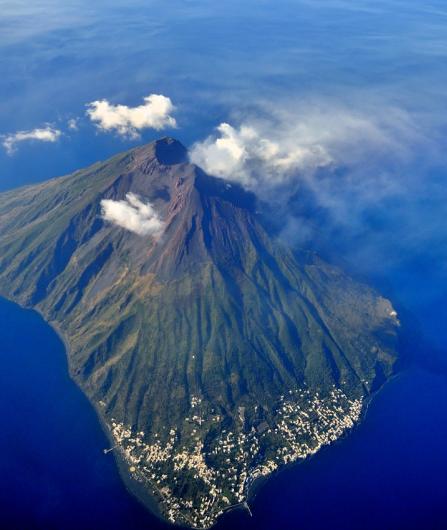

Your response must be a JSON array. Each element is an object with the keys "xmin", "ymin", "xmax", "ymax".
[
  {"xmin": 0, "ymin": 294, "xmax": 172, "ymax": 526},
  {"xmin": 38, "ymin": 316, "xmax": 172, "ymax": 526},
  {"xmin": 0, "ymin": 294, "xmax": 402, "ymax": 530},
  {"xmin": 226, "ymin": 370, "xmax": 403, "ymax": 523}
]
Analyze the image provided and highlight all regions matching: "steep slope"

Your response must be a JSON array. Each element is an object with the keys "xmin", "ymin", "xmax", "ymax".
[{"xmin": 0, "ymin": 138, "xmax": 399, "ymax": 528}]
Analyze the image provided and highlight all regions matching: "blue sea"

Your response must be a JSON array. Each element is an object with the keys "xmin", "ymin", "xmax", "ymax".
[{"xmin": 1, "ymin": 1, "xmax": 447, "ymax": 528}]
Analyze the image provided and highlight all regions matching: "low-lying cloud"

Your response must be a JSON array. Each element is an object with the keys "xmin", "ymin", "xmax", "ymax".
[
  {"xmin": 67, "ymin": 118, "xmax": 79, "ymax": 131},
  {"xmin": 189, "ymin": 99, "xmax": 442, "ymax": 282},
  {"xmin": 101, "ymin": 193, "xmax": 164, "ymax": 236},
  {"xmin": 190, "ymin": 102, "xmax": 423, "ymax": 200},
  {"xmin": 190, "ymin": 122, "xmax": 332, "ymax": 188},
  {"xmin": 86, "ymin": 93, "xmax": 177, "ymax": 138},
  {"xmin": 2, "ymin": 125, "xmax": 62, "ymax": 154}
]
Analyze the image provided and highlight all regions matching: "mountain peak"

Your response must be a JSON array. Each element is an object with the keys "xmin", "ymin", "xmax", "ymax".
[{"xmin": 134, "ymin": 136, "xmax": 188, "ymax": 166}]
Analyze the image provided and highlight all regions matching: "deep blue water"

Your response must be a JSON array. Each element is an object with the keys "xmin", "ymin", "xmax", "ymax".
[{"xmin": 1, "ymin": 296, "xmax": 446, "ymax": 530}]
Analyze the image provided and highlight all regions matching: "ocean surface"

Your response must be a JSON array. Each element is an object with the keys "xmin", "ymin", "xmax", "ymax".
[{"xmin": 0, "ymin": 296, "xmax": 446, "ymax": 530}]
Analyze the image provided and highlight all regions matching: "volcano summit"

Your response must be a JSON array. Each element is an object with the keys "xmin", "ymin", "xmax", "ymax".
[{"xmin": 0, "ymin": 138, "xmax": 399, "ymax": 528}]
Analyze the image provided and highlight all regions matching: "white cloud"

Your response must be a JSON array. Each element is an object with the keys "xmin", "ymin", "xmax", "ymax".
[
  {"xmin": 190, "ymin": 121, "xmax": 332, "ymax": 188},
  {"xmin": 101, "ymin": 192, "xmax": 164, "ymax": 236},
  {"xmin": 189, "ymin": 102, "xmax": 422, "ymax": 199},
  {"xmin": 67, "ymin": 118, "xmax": 79, "ymax": 131},
  {"xmin": 189, "ymin": 99, "xmax": 437, "ymax": 262},
  {"xmin": 190, "ymin": 99, "xmax": 447, "ymax": 281},
  {"xmin": 2, "ymin": 125, "xmax": 61, "ymax": 154},
  {"xmin": 86, "ymin": 93, "xmax": 177, "ymax": 138}
]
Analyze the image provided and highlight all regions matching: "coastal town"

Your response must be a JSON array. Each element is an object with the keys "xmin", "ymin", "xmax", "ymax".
[{"xmin": 108, "ymin": 387, "xmax": 363, "ymax": 529}]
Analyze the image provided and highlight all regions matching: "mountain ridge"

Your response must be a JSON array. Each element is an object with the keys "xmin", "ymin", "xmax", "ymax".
[{"xmin": 0, "ymin": 138, "xmax": 399, "ymax": 528}]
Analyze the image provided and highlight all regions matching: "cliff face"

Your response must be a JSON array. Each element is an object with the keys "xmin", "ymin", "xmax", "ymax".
[{"xmin": 0, "ymin": 138, "xmax": 399, "ymax": 528}]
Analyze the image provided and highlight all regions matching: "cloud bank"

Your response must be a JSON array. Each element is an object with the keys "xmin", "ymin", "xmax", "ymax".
[
  {"xmin": 190, "ymin": 103, "xmax": 422, "ymax": 199},
  {"xmin": 190, "ymin": 122, "xmax": 332, "ymax": 188},
  {"xmin": 2, "ymin": 125, "xmax": 62, "ymax": 154},
  {"xmin": 86, "ymin": 93, "xmax": 177, "ymax": 138},
  {"xmin": 101, "ymin": 193, "xmax": 164, "ymax": 236},
  {"xmin": 190, "ymin": 100, "xmax": 438, "ymax": 270}
]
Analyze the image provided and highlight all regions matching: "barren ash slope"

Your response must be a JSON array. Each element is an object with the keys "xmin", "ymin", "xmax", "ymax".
[{"xmin": 0, "ymin": 138, "xmax": 399, "ymax": 528}]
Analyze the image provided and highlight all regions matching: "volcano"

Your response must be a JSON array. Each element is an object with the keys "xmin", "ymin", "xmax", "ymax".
[{"xmin": 0, "ymin": 138, "xmax": 399, "ymax": 528}]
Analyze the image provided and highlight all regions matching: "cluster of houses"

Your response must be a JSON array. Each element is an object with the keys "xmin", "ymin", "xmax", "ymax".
[{"xmin": 109, "ymin": 387, "xmax": 363, "ymax": 529}]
